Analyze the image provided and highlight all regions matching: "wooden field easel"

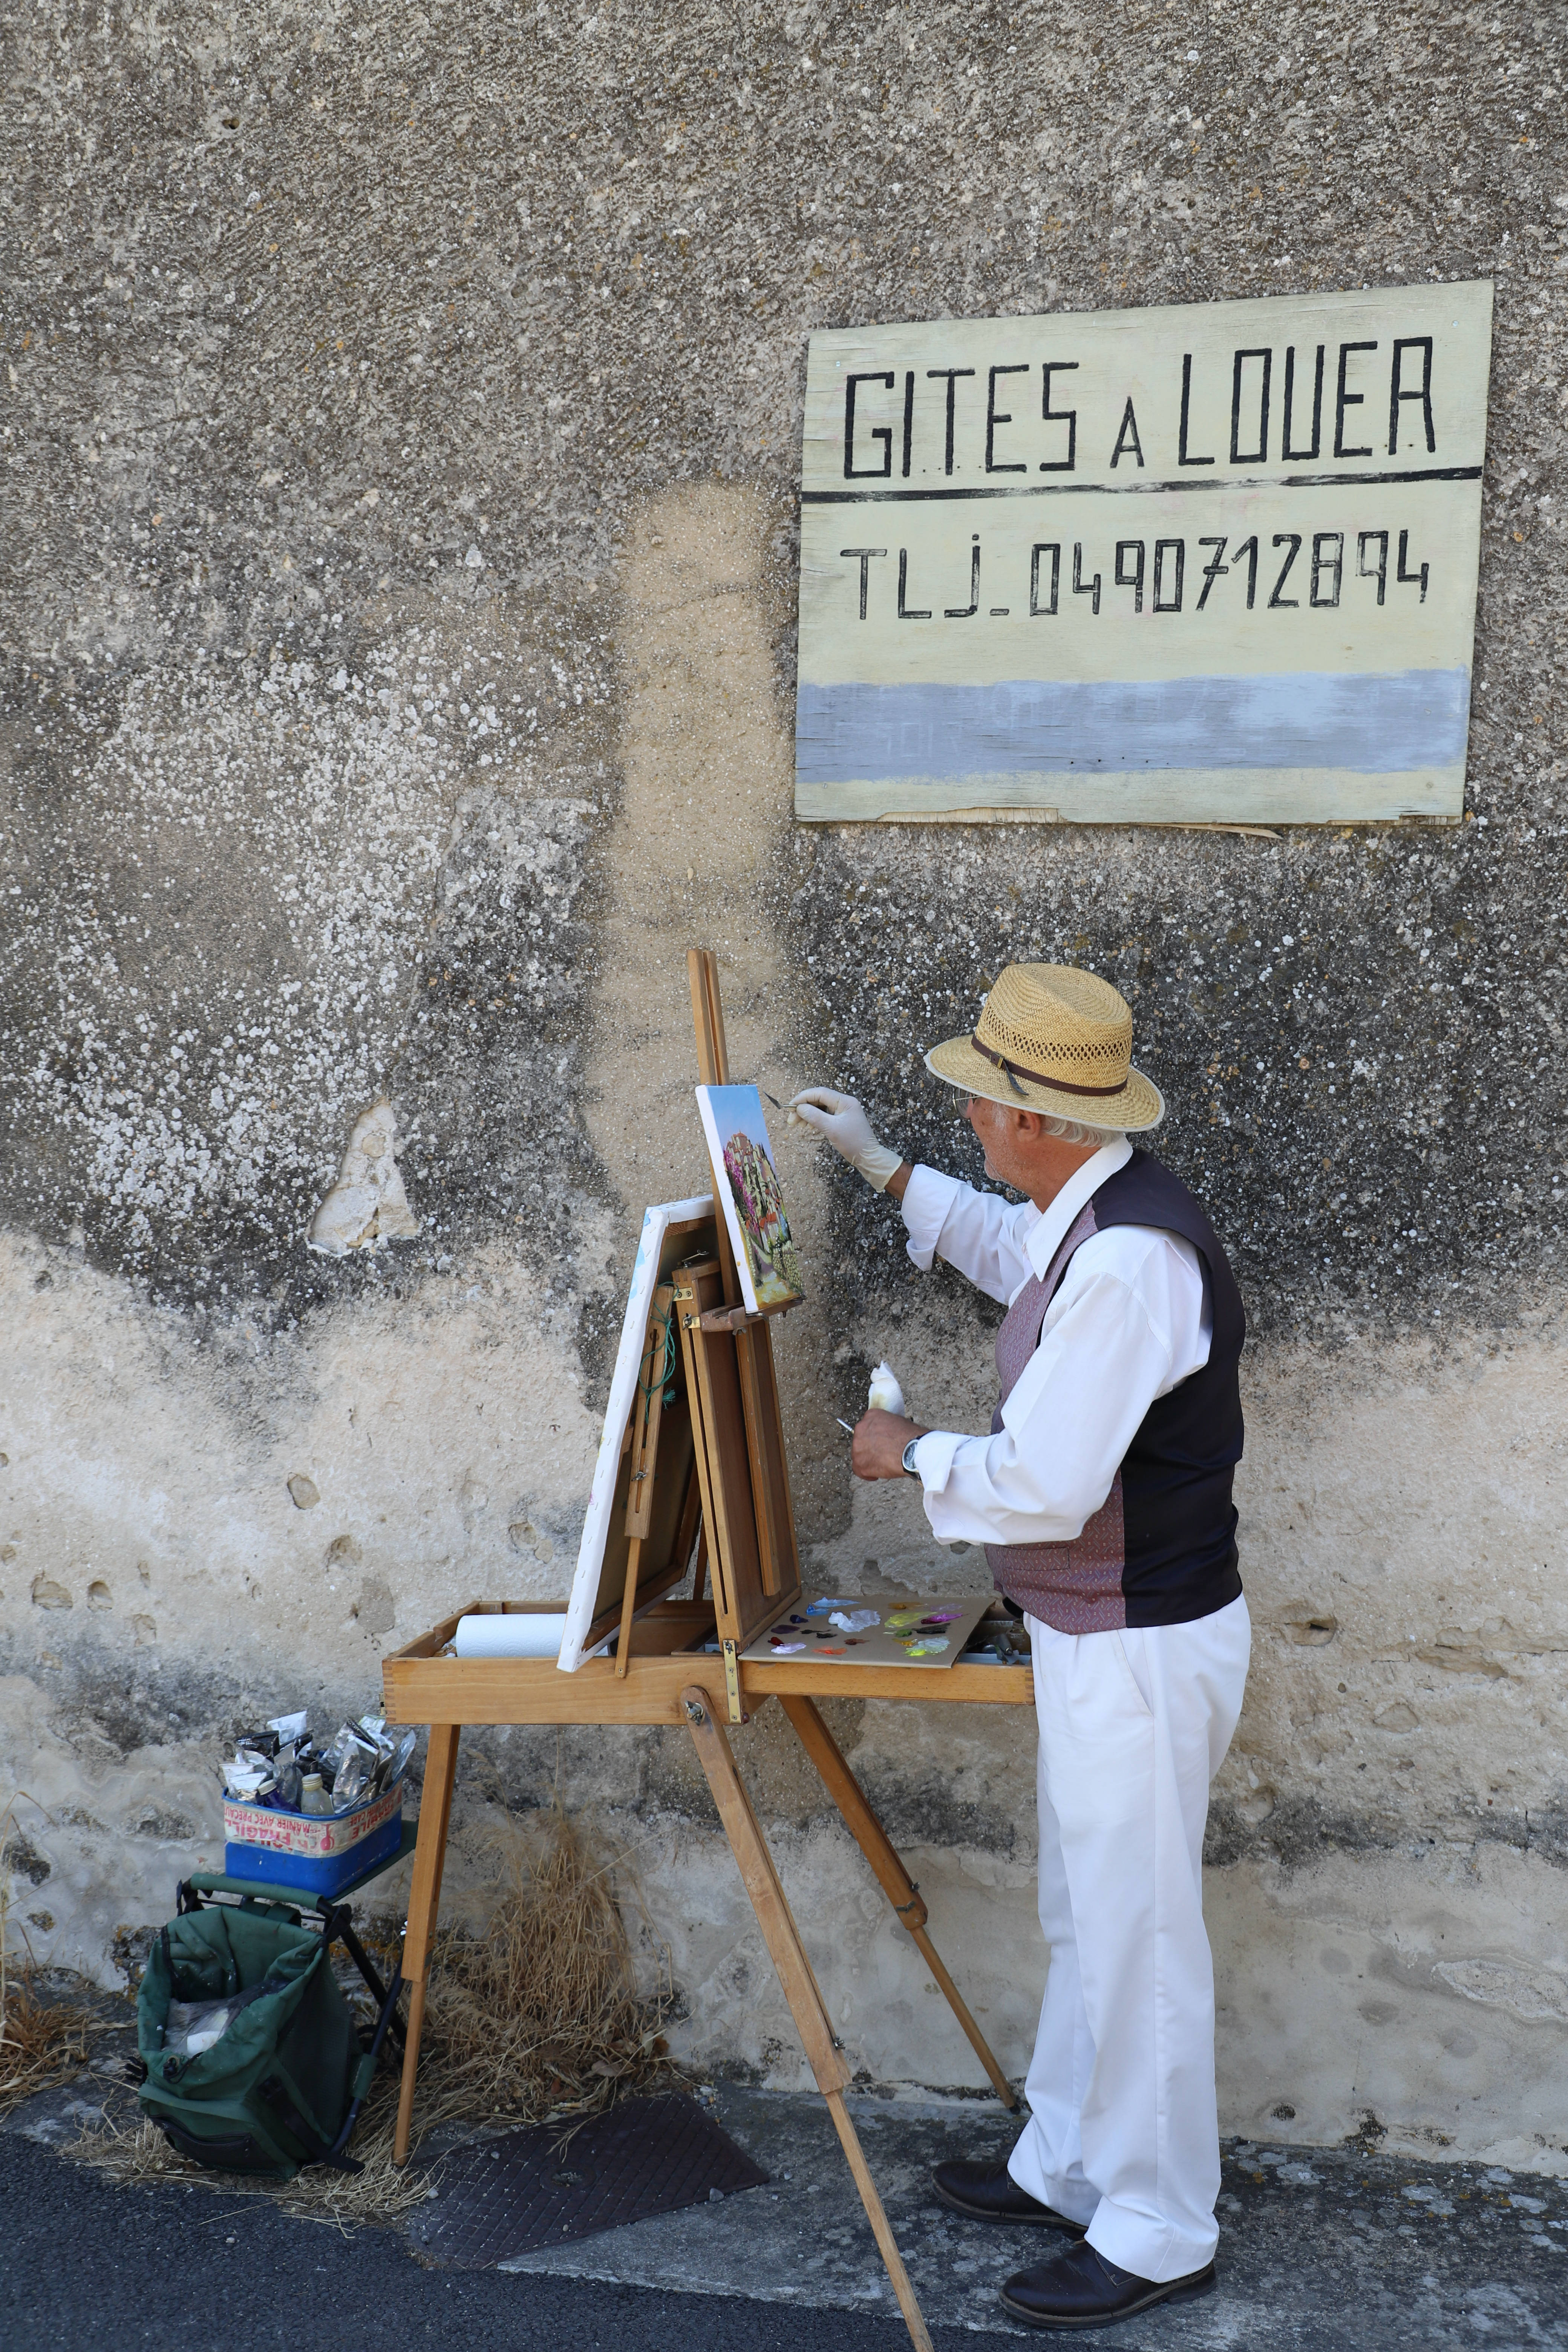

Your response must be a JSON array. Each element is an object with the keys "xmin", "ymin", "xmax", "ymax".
[{"xmin": 382, "ymin": 950, "xmax": 1034, "ymax": 2352}]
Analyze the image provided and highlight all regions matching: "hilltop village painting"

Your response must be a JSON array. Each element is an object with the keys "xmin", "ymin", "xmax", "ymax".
[{"xmin": 695, "ymin": 1085, "xmax": 806, "ymax": 1314}]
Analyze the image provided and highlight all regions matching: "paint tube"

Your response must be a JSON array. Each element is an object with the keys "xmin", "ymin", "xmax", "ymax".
[
  {"xmin": 273, "ymin": 1746, "xmax": 304, "ymax": 1810},
  {"xmin": 325, "ymin": 1727, "xmax": 380, "ymax": 1809}
]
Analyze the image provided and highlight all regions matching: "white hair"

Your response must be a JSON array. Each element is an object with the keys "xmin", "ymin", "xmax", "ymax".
[
  {"xmin": 1036, "ymin": 1112, "xmax": 1132, "ymax": 1150},
  {"xmin": 961, "ymin": 1084, "xmax": 1154, "ymax": 1147}
]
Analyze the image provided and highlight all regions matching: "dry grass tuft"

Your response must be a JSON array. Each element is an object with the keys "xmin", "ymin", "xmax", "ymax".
[
  {"xmin": 414, "ymin": 1792, "xmax": 686, "ymax": 2138},
  {"xmin": 1, "ymin": 1798, "xmax": 113, "ymax": 2116},
  {"xmin": 67, "ymin": 2072, "xmax": 437, "ymax": 2230},
  {"xmin": 0, "ymin": 1971, "xmax": 101, "ymax": 2117}
]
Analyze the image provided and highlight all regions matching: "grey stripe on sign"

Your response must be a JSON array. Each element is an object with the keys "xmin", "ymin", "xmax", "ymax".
[{"xmin": 794, "ymin": 669, "xmax": 1471, "ymax": 783}]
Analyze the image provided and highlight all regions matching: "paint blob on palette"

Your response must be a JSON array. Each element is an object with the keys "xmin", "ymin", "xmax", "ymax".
[{"xmin": 738, "ymin": 1592, "xmax": 994, "ymax": 1671}]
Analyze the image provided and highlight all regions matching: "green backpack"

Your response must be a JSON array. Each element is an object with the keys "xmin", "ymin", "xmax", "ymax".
[{"xmin": 137, "ymin": 1897, "xmax": 373, "ymax": 2179}]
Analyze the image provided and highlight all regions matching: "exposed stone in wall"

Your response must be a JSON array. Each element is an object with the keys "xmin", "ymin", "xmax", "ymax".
[
  {"xmin": 308, "ymin": 1099, "xmax": 420, "ymax": 1254},
  {"xmin": 2, "ymin": 0, "xmax": 1567, "ymax": 2159}
]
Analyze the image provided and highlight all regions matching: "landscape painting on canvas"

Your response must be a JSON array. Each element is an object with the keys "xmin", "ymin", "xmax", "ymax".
[{"xmin": 695, "ymin": 1085, "xmax": 806, "ymax": 1315}]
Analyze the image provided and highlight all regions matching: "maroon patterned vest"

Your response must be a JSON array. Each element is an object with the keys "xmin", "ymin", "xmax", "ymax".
[{"xmin": 985, "ymin": 1154, "xmax": 1245, "ymax": 1635}]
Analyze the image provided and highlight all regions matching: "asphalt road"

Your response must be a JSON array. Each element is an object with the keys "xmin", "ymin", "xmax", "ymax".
[
  {"xmin": 0, "ymin": 2132, "xmax": 932, "ymax": 2352},
  {"xmin": 9, "ymin": 2070, "xmax": 1568, "ymax": 2351}
]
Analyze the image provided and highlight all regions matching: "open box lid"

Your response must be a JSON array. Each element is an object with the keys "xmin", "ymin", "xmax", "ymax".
[
  {"xmin": 559, "ymin": 1193, "xmax": 803, "ymax": 1673},
  {"xmin": 671, "ymin": 1251, "xmax": 802, "ymax": 1656},
  {"xmin": 560, "ymin": 1196, "xmax": 714, "ymax": 1672}
]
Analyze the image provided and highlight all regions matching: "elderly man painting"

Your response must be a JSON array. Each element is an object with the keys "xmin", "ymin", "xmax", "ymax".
[{"xmin": 792, "ymin": 963, "xmax": 1250, "ymax": 2333}]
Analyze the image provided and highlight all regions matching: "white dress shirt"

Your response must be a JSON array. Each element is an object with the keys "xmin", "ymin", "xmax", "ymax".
[{"xmin": 901, "ymin": 1142, "xmax": 1212, "ymax": 1550}]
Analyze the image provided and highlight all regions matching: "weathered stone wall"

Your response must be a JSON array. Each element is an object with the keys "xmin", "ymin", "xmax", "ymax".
[{"xmin": 3, "ymin": 0, "xmax": 1567, "ymax": 2167}]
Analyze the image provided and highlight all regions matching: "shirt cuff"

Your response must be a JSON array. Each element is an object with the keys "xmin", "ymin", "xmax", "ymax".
[
  {"xmin": 901, "ymin": 1163, "xmax": 962, "ymax": 1272},
  {"xmin": 907, "ymin": 1428, "xmax": 964, "ymax": 1492}
]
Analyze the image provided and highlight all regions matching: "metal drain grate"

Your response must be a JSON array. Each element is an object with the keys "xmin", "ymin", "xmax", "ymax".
[{"xmin": 407, "ymin": 2093, "xmax": 769, "ymax": 2267}]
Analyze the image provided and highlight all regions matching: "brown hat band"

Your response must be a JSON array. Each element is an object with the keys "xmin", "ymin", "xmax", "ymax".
[{"xmin": 970, "ymin": 1033, "xmax": 1130, "ymax": 1100}]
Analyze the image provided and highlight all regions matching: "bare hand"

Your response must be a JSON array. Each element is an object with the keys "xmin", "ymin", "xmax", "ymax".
[{"xmin": 851, "ymin": 1408, "xmax": 929, "ymax": 1482}]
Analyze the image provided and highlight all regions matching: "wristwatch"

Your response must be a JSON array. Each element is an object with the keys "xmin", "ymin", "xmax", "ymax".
[{"xmin": 901, "ymin": 1435, "xmax": 922, "ymax": 1478}]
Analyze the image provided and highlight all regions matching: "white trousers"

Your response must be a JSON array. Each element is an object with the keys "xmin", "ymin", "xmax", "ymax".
[{"xmin": 1006, "ymin": 1596, "xmax": 1251, "ymax": 2284}]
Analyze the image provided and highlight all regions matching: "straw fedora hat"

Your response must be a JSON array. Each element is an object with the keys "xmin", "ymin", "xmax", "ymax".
[{"xmin": 924, "ymin": 963, "xmax": 1165, "ymax": 1132}]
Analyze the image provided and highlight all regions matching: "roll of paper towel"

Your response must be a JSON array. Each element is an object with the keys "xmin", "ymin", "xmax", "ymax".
[{"xmin": 453, "ymin": 1612, "xmax": 567, "ymax": 1660}]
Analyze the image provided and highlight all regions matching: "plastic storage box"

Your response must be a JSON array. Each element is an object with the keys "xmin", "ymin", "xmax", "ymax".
[{"xmin": 222, "ymin": 1779, "xmax": 404, "ymax": 1898}]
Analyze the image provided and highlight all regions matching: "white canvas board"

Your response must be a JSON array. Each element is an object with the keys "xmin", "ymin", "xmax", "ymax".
[
  {"xmin": 694, "ymin": 1084, "xmax": 807, "ymax": 1317},
  {"xmin": 558, "ymin": 1194, "xmax": 712, "ymax": 1673}
]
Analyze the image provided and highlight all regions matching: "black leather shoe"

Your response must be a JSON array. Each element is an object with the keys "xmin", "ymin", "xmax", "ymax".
[
  {"xmin": 1000, "ymin": 2240, "xmax": 1216, "ymax": 2329},
  {"xmin": 932, "ymin": 2159, "xmax": 1088, "ymax": 2234}
]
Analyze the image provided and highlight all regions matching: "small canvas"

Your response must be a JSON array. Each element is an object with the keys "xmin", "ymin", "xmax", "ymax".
[{"xmin": 695, "ymin": 1085, "xmax": 806, "ymax": 1316}]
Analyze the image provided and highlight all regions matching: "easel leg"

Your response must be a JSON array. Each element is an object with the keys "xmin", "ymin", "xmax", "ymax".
[
  {"xmin": 614, "ymin": 1533, "xmax": 644, "ymax": 1679},
  {"xmin": 682, "ymin": 1687, "xmax": 934, "ymax": 2352},
  {"xmin": 393, "ymin": 1721, "xmax": 461, "ymax": 2166},
  {"xmin": 780, "ymin": 1694, "xmax": 1019, "ymax": 2113}
]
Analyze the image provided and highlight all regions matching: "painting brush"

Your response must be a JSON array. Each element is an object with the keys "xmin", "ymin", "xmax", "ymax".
[{"xmin": 759, "ymin": 1084, "xmax": 806, "ymax": 1129}]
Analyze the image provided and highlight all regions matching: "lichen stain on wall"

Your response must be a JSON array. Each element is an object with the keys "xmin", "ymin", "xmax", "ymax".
[{"xmin": 2, "ymin": 592, "xmax": 615, "ymax": 1311}]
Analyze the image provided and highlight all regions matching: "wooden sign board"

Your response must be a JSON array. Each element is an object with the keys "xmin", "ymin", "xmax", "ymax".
[{"xmin": 795, "ymin": 280, "xmax": 1492, "ymax": 827}]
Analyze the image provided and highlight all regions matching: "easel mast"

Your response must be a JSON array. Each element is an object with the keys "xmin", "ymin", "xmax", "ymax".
[{"xmin": 683, "ymin": 947, "xmax": 801, "ymax": 1712}]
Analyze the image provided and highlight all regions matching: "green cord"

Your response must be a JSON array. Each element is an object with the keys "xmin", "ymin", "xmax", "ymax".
[{"xmin": 638, "ymin": 1303, "xmax": 678, "ymax": 1410}]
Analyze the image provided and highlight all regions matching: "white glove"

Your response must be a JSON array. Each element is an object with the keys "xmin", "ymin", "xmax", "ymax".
[{"xmin": 788, "ymin": 1089, "xmax": 905, "ymax": 1193}]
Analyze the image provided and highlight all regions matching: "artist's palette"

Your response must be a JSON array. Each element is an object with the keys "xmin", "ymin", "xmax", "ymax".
[{"xmin": 739, "ymin": 1591, "xmax": 994, "ymax": 1671}]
